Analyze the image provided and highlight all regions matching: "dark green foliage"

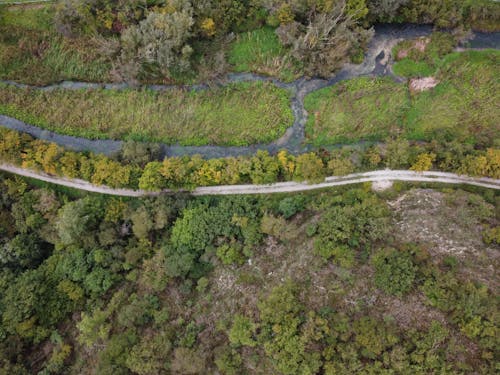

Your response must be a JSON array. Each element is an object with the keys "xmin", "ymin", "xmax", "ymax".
[
  {"xmin": 372, "ymin": 247, "xmax": 416, "ymax": 296},
  {"xmin": 314, "ymin": 190, "xmax": 391, "ymax": 267},
  {"xmin": 0, "ymin": 174, "xmax": 498, "ymax": 374},
  {"xmin": 120, "ymin": 141, "xmax": 162, "ymax": 166},
  {"xmin": 278, "ymin": 196, "xmax": 305, "ymax": 219},
  {"xmin": 56, "ymin": 196, "xmax": 104, "ymax": 246}
]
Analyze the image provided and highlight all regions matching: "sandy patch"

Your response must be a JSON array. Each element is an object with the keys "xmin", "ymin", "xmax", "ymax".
[
  {"xmin": 389, "ymin": 189, "xmax": 479, "ymax": 257},
  {"xmin": 372, "ymin": 180, "xmax": 393, "ymax": 191},
  {"xmin": 409, "ymin": 77, "xmax": 439, "ymax": 92}
]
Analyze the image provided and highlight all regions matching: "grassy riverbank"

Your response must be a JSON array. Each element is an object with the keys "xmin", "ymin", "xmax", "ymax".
[
  {"xmin": 304, "ymin": 50, "xmax": 500, "ymax": 148},
  {"xmin": 0, "ymin": 81, "xmax": 294, "ymax": 146}
]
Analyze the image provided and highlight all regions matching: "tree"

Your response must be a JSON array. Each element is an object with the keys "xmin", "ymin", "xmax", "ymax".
[
  {"xmin": 314, "ymin": 193, "xmax": 390, "ymax": 265},
  {"xmin": 228, "ymin": 315, "xmax": 257, "ymax": 347},
  {"xmin": 385, "ymin": 138, "xmax": 410, "ymax": 169},
  {"xmin": 214, "ymin": 346, "xmax": 243, "ymax": 375},
  {"xmin": 372, "ymin": 247, "xmax": 416, "ymax": 296},
  {"xmin": 367, "ymin": 0, "xmax": 409, "ymax": 22},
  {"xmin": 257, "ymin": 282, "xmax": 322, "ymax": 375},
  {"xmin": 353, "ymin": 316, "xmax": 399, "ymax": 358},
  {"xmin": 249, "ymin": 150, "xmax": 280, "ymax": 184},
  {"xmin": 410, "ymin": 152, "xmax": 436, "ymax": 172},
  {"xmin": 77, "ymin": 309, "xmax": 111, "ymax": 348},
  {"xmin": 216, "ymin": 243, "xmax": 246, "ymax": 266},
  {"xmin": 278, "ymin": 196, "xmax": 305, "ymax": 219},
  {"xmin": 139, "ymin": 162, "xmax": 166, "ymax": 191},
  {"xmin": 91, "ymin": 156, "xmax": 131, "ymax": 188},
  {"xmin": 56, "ymin": 197, "xmax": 103, "ymax": 247},
  {"xmin": 294, "ymin": 153, "xmax": 326, "ymax": 183},
  {"xmin": 0, "ymin": 129, "xmax": 24, "ymax": 163},
  {"xmin": 327, "ymin": 156, "xmax": 354, "ymax": 176},
  {"xmin": 126, "ymin": 332, "xmax": 172, "ymax": 375},
  {"xmin": 1, "ymin": 233, "xmax": 47, "ymax": 270},
  {"xmin": 121, "ymin": 141, "xmax": 161, "ymax": 166},
  {"xmin": 22, "ymin": 141, "xmax": 61, "ymax": 175},
  {"xmin": 171, "ymin": 347, "xmax": 207, "ymax": 375},
  {"xmin": 279, "ymin": 1, "xmax": 373, "ymax": 77}
]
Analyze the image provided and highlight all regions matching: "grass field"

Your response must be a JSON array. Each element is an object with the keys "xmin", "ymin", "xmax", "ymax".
[
  {"xmin": 0, "ymin": 4, "xmax": 111, "ymax": 85},
  {"xmin": 305, "ymin": 50, "xmax": 499, "ymax": 147},
  {"xmin": 0, "ymin": 81, "xmax": 294, "ymax": 146},
  {"xmin": 304, "ymin": 77, "xmax": 410, "ymax": 145}
]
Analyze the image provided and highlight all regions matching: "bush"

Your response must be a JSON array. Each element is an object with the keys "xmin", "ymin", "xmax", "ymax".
[
  {"xmin": 281, "ymin": 5, "xmax": 373, "ymax": 77},
  {"xmin": 119, "ymin": 10, "xmax": 194, "ymax": 81}
]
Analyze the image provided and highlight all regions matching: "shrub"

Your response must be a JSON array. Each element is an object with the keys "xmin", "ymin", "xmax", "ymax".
[
  {"xmin": 119, "ymin": 10, "xmax": 194, "ymax": 81},
  {"xmin": 281, "ymin": 4, "xmax": 373, "ymax": 77},
  {"xmin": 216, "ymin": 243, "xmax": 246, "ymax": 266}
]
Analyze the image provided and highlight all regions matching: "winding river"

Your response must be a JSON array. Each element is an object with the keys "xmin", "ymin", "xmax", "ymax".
[{"xmin": 1, "ymin": 24, "xmax": 499, "ymax": 158}]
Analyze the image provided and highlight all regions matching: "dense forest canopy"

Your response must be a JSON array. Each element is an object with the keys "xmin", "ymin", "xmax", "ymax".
[{"xmin": 0, "ymin": 174, "xmax": 498, "ymax": 373}]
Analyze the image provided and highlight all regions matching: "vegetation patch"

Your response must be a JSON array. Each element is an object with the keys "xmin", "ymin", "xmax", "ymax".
[
  {"xmin": 1, "ymin": 176, "xmax": 498, "ymax": 374},
  {"xmin": 0, "ymin": 81, "xmax": 293, "ymax": 146},
  {"xmin": 306, "ymin": 50, "xmax": 500, "ymax": 148},
  {"xmin": 304, "ymin": 77, "xmax": 409, "ymax": 145},
  {"xmin": 0, "ymin": 4, "xmax": 111, "ymax": 85},
  {"xmin": 228, "ymin": 26, "xmax": 300, "ymax": 81},
  {"xmin": 405, "ymin": 50, "xmax": 500, "ymax": 146}
]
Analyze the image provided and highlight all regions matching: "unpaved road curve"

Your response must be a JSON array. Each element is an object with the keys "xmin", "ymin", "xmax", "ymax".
[{"xmin": 1, "ymin": 164, "xmax": 499, "ymax": 196}]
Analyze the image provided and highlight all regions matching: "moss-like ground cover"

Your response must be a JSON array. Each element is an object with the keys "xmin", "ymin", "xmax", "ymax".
[
  {"xmin": 305, "ymin": 50, "xmax": 500, "ymax": 148},
  {"xmin": 0, "ymin": 81, "xmax": 294, "ymax": 146}
]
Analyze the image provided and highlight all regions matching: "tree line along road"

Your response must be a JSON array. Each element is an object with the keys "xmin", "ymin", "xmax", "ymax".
[{"xmin": 0, "ymin": 164, "xmax": 499, "ymax": 197}]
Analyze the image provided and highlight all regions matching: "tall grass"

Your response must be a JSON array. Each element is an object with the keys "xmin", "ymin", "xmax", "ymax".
[
  {"xmin": 0, "ymin": 81, "xmax": 294, "ymax": 146},
  {"xmin": 304, "ymin": 77, "xmax": 409, "ymax": 145}
]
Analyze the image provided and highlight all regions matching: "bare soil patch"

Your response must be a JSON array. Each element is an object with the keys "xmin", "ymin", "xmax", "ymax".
[{"xmin": 409, "ymin": 76, "xmax": 439, "ymax": 92}]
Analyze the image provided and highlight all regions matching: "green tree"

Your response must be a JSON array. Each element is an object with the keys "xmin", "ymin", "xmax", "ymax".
[
  {"xmin": 56, "ymin": 197, "xmax": 103, "ymax": 247},
  {"xmin": 294, "ymin": 153, "xmax": 326, "ymax": 183},
  {"xmin": 372, "ymin": 247, "xmax": 416, "ymax": 296},
  {"xmin": 126, "ymin": 332, "xmax": 172, "ymax": 375},
  {"xmin": 138, "ymin": 162, "xmax": 166, "ymax": 191}
]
